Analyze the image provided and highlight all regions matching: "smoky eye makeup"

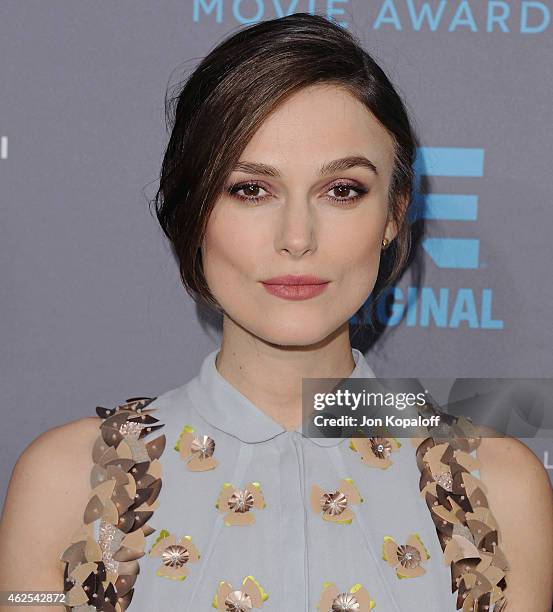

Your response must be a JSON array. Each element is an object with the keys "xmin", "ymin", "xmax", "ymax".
[{"xmin": 224, "ymin": 177, "xmax": 370, "ymax": 206}]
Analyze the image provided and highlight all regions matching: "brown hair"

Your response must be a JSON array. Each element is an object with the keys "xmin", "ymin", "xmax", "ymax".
[{"xmin": 151, "ymin": 12, "xmax": 415, "ymax": 324}]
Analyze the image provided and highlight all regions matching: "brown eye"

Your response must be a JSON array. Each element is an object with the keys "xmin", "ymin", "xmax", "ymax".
[
  {"xmin": 227, "ymin": 181, "xmax": 270, "ymax": 204},
  {"xmin": 332, "ymin": 185, "xmax": 353, "ymax": 198},
  {"xmin": 325, "ymin": 182, "xmax": 368, "ymax": 204},
  {"xmin": 241, "ymin": 184, "xmax": 262, "ymax": 197}
]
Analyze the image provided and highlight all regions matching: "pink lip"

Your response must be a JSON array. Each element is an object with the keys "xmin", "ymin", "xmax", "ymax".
[
  {"xmin": 262, "ymin": 275, "xmax": 329, "ymax": 285},
  {"xmin": 261, "ymin": 275, "xmax": 330, "ymax": 301}
]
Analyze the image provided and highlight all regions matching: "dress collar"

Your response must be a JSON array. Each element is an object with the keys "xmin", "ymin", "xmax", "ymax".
[{"xmin": 185, "ymin": 347, "xmax": 376, "ymax": 446}]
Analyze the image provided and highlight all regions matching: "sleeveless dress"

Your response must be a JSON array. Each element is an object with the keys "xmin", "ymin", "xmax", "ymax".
[{"xmin": 59, "ymin": 347, "xmax": 509, "ymax": 611}]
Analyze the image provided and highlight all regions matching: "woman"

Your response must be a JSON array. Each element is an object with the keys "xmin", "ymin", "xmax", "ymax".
[{"xmin": 1, "ymin": 12, "xmax": 552, "ymax": 612}]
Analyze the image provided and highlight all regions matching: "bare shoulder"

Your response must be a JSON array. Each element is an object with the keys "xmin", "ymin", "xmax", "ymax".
[
  {"xmin": 475, "ymin": 431, "xmax": 553, "ymax": 609},
  {"xmin": 0, "ymin": 416, "xmax": 102, "ymax": 599}
]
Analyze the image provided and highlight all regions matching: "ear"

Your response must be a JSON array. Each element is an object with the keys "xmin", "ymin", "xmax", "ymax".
[
  {"xmin": 384, "ymin": 192, "xmax": 410, "ymax": 244},
  {"xmin": 384, "ymin": 217, "xmax": 398, "ymax": 244}
]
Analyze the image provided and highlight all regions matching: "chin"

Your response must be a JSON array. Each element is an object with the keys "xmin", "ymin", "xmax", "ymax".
[{"xmin": 254, "ymin": 317, "xmax": 342, "ymax": 348}]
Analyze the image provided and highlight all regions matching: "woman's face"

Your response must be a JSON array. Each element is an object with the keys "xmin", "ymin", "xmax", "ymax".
[{"xmin": 202, "ymin": 83, "xmax": 398, "ymax": 346}]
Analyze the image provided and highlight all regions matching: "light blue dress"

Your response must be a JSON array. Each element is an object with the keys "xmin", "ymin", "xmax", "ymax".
[{"xmin": 60, "ymin": 348, "xmax": 509, "ymax": 611}]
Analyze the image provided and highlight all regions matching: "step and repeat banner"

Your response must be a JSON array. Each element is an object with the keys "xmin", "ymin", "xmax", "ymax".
[{"xmin": 1, "ymin": 0, "xmax": 552, "ymax": 509}]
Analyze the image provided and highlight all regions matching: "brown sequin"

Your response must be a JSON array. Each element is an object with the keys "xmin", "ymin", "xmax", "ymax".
[
  {"xmin": 59, "ymin": 396, "xmax": 165, "ymax": 610},
  {"xmin": 161, "ymin": 544, "xmax": 189, "ymax": 568},
  {"xmin": 321, "ymin": 491, "xmax": 348, "ymax": 517},
  {"xmin": 228, "ymin": 488, "xmax": 255, "ymax": 513}
]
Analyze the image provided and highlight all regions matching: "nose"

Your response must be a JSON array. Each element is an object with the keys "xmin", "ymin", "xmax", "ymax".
[{"xmin": 274, "ymin": 194, "xmax": 317, "ymax": 258}]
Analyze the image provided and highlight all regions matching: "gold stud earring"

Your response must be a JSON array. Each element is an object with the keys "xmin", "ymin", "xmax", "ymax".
[{"xmin": 382, "ymin": 237, "xmax": 389, "ymax": 249}]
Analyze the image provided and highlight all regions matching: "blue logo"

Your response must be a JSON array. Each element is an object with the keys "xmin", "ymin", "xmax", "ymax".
[
  {"xmin": 192, "ymin": 0, "xmax": 550, "ymax": 34},
  {"xmin": 411, "ymin": 147, "xmax": 484, "ymax": 269}
]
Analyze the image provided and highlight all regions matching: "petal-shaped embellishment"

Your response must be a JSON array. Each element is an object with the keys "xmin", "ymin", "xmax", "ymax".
[
  {"xmin": 90, "ymin": 464, "xmax": 109, "ymax": 488},
  {"xmin": 482, "ymin": 565, "xmax": 506, "ymax": 589},
  {"xmin": 106, "ymin": 464, "xmax": 131, "ymax": 487},
  {"xmin": 60, "ymin": 540, "xmax": 87, "ymax": 569},
  {"xmin": 215, "ymin": 483, "xmax": 235, "ymax": 511},
  {"xmin": 450, "ymin": 534, "xmax": 480, "ymax": 564},
  {"xmin": 224, "ymin": 511, "xmax": 256, "ymax": 526},
  {"xmin": 102, "ymin": 498, "xmax": 120, "ymax": 525},
  {"xmin": 116, "ymin": 438, "xmax": 134, "ymax": 460},
  {"xmin": 215, "ymin": 581, "xmax": 233, "ymax": 611},
  {"xmin": 92, "ymin": 435, "xmax": 111, "ymax": 463},
  {"xmin": 65, "ymin": 584, "xmax": 90, "ymax": 606},
  {"xmin": 157, "ymin": 564, "xmax": 188, "ymax": 580},
  {"xmin": 340, "ymin": 478, "xmax": 362, "ymax": 505},
  {"xmin": 146, "ymin": 434, "xmax": 166, "ymax": 460},
  {"xmin": 178, "ymin": 536, "xmax": 200, "ymax": 562},
  {"xmin": 92, "ymin": 479, "xmax": 117, "ymax": 503},
  {"xmin": 350, "ymin": 584, "xmax": 375, "ymax": 610},
  {"xmin": 84, "ymin": 537, "xmax": 102, "ymax": 563},
  {"xmin": 247, "ymin": 482, "xmax": 266, "ymax": 509},
  {"xmin": 466, "ymin": 506, "xmax": 498, "ymax": 530},
  {"xmin": 120, "ymin": 529, "xmax": 145, "ymax": 552},
  {"xmin": 97, "ymin": 445, "xmax": 120, "ymax": 467},
  {"xmin": 406, "ymin": 533, "xmax": 430, "ymax": 561},
  {"xmin": 242, "ymin": 575, "xmax": 268, "ymax": 606},
  {"xmin": 178, "ymin": 431, "xmax": 194, "ymax": 458},
  {"xmin": 112, "ymin": 488, "xmax": 134, "ymax": 514},
  {"xmin": 149, "ymin": 458, "xmax": 162, "ymax": 480},
  {"xmin": 115, "ymin": 572, "xmax": 136, "ymax": 598},
  {"xmin": 323, "ymin": 506, "xmax": 354, "ymax": 524},
  {"xmin": 396, "ymin": 564, "xmax": 426, "ymax": 579},
  {"xmin": 187, "ymin": 455, "xmax": 219, "ymax": 471},
  {"xmin": 84, "ymin": 495, "xmax": 104, "ymax": 524},
  {"xmin": 149, "ymin": 530, "xmax": 175, "ymax": 556},
  {"xmin": 382, "ymin": 537, "xmax": 399, "ymax": 567},
  {"xmin": 69, "ymin": 561, "xmax": 98, "ymax": 584},
  {"xmin": 310, "ymin": 485, "xmax": 325, "ymax": 513},
  {"xmin": 132, "ymin": 510, "xmax": 154, "ymax": 530},
  {"xmin": 318, "ymin": 583, "xmax": 340, "ymax": 610},
  {"xmin": 105, "ymin": 457, "xmax": 134, "ymax": 472},
  {"xmin": 432, "ymin": 503, "xmax": 462, "ymax": 526},
  {"xmin": 112, "ymin": 545, "xmax": 144, "ymax": 562}
]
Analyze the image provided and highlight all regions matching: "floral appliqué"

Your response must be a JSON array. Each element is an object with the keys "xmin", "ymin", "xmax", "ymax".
[
  {"xmin": 318, "ymin": 582, "xmax": 375, "ymax": 611},
  {"xmin": 310, "ymin": 478, "xmax": 362, "ymax": 524},
  {"xmin": 175, "ymin": 424, "xmax": 218, "ymax": 471},
  {"xmin": 216, "ymin": 482, "xmax": 266, "ymax": 526},
  {"xmin": 148, "ymin": 529, "xmax": 200, "ymax": 580},
  {"xmin": 212, "ymin": 575, "xmax": 268, "ymax": 610},
  {"xmin": 382, "ymin": 533, "xmax": 430, "ymax": 578},
  {"xmin": 349, "ymin": 432, "xmax": 401, "ymax": 469}
]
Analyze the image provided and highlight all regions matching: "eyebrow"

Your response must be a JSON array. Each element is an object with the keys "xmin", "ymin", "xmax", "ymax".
[{"xmin": 233, "ymin": 155, "xmax": 379, "ymax": 178}]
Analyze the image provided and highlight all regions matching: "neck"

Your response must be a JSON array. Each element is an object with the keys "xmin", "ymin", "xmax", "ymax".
[{"xmin": 214, "ymin": 315, "xmax": 356, "ymax": 431}]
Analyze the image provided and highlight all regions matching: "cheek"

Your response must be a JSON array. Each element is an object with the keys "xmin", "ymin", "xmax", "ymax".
[
  {"xmin": 328, "ymin": 210, "xmax": 386, "ymax": 285},
  {"xmin": 202, "ymin": 207, "xmax": 264, "ymax": 290}
]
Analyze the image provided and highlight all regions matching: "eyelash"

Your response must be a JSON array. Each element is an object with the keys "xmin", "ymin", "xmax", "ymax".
[{"xmin": 225, "ymin": 180, "xmax": 368, "ymax": 206}]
